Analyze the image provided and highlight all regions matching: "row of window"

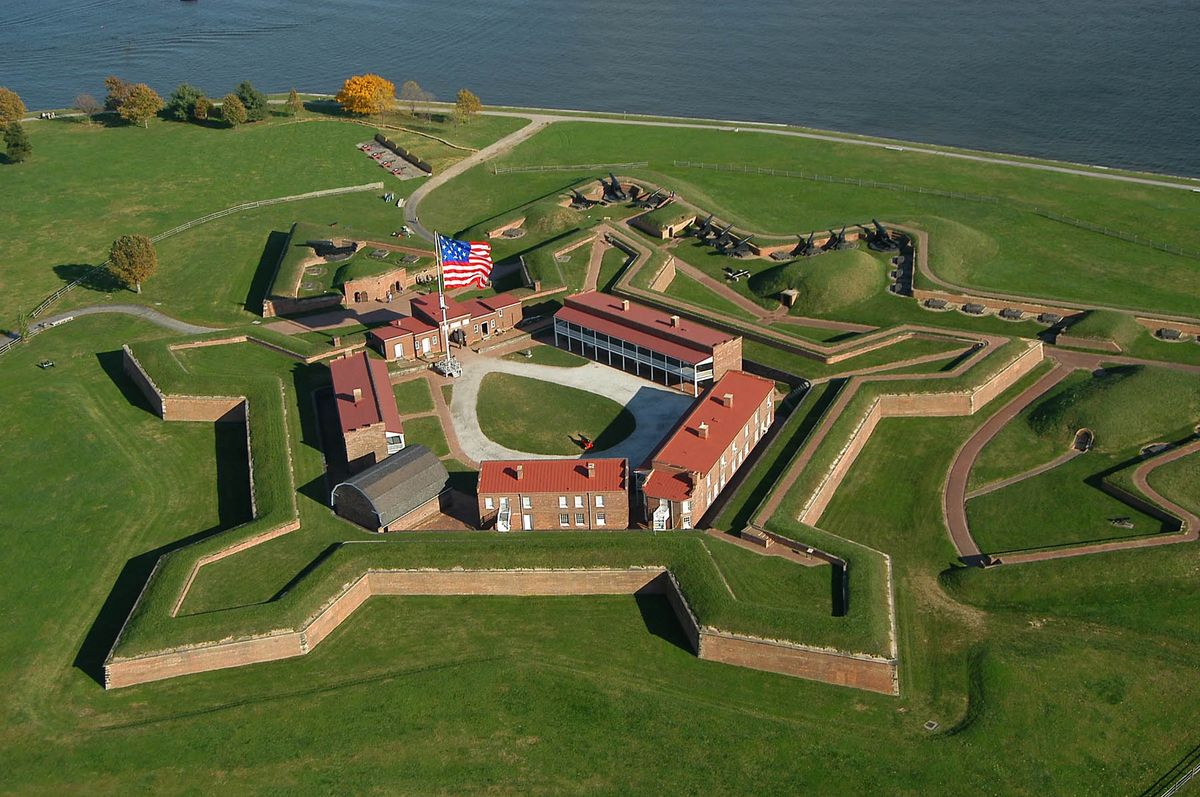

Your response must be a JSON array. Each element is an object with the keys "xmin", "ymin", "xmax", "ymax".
[
  {"xmin": 560, "ymin": 512, "xmax": 606, "ymax": 527},
  {"xmin": 554, "ymin": 320, "xmax": 707, "ymax": 377},
  {"xmin": 483, "ymin": 494, "xmax": 606, "ymax": 511}
]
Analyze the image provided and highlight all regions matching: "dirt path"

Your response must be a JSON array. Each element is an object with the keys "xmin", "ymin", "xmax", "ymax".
[{"xmin": 582, "ymin": 237, "xmax": 608, "ymax": 292}]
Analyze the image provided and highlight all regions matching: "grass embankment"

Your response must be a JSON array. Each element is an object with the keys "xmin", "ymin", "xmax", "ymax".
[
  {"xmin": 1060, "ymin": 309, "xmax": 1145, "ymax": 350},
  {"xmin": 749, "ymin": 249, "xmax": 886, "ymax": 314},
  {"xmin": 966, "ymin": 366, "xmax": 1200, "ymax": 552},
  {"xmin": 743, "ymin": 335, "xmax": 971, "ymax": 380},
  {"xmin": 464, "ymin": 121, "xmax": 1200, "ymax": 316},
  {"xmin": 475, "ymin": 373, "xmax": 634, "ymax": 455}
]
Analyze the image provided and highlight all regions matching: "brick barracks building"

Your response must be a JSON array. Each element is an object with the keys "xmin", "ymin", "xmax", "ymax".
[
  {"xmin": 552, "ymin": 291, "xmax": 742, "ymax": 396},
  {"xmin": 367, "ymin": 315, "xmax": 443, "ymax": 362},
  {"xmin": 637, "ymin": 370, "xmax": 775, "ymax": 529},
  {"xmin": 330, "ymin": 351, "xmax": 405, "ymax": 473},
  {"xmin": 477, "ymin": 458, "xmax": 630, "ymax": 531},
  {"xmin": 409, "ymin": 291, "xmax": 522, "ymax": 348}
]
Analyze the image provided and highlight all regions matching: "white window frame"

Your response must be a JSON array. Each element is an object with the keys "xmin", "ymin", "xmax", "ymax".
[
  {"xmin": 484, "ymin": 497, "xmax": 494, "ymax": 510},
  {"xmin": 574, "ymin": 496, "xmax": 583, "ymax": 509},
  {"xmin": 559, "ymin": 513, "xmax": 569, "ymax": 527},
  {"xmin": 574, "ymin": 513, "xmax": 585, "ymax": 526},
  {"xmin": 521, "ymin": 496, "xmax": 531, "ymax": 510},
  {"xmin": 596, "ymin": 513, "xmax": 606, "ymax": 527},
  {"xmin": 595, "ymin": 495, "xmax": 605, "ymax": 508},
  {"xmin": 558, "ymin": 496, "xmax": 567, "ymax": 509}
]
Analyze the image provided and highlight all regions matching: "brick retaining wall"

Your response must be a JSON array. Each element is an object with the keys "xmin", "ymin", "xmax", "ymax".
[{"xmin": 105, "ymin": 566, "xmax": 900, "ymax": 693}]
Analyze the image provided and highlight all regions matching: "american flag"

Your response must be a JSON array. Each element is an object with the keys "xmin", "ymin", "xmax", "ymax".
[{"xmin": 438, "ymin": 234, "xmax": 494, "ymax": 288}]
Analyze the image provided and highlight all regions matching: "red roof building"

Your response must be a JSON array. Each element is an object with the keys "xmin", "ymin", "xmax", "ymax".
[
  {"xmin": 367, "ymin": 315, "xmax": 443, "ymax": 362},
  {"xmin": 330, "ymin": 352, "xmax": 406, "ymax": 473},
  {"xmin": 637, "ymin": 370, "xmax": 775, "ymax": 529},
  {"xmin": 477, "ymin": 458, "xmax": 630, "ymax": 531},
  {"xmin": 409, "ymin": 291, "xmax": 522, "ymax": 348},
  {"xmin": 552, "ymin": 291, "xmax": 742, "ymax": 395}
]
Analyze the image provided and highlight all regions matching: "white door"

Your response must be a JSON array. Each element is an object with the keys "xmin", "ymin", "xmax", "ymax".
[
  {"xmin": 393, "ymin": 342, "xmax": 404, "ymax": 360},
  {"xmin": 523, "ymin": 514, "xmax": 533, "ymax": 530},
  {"xmin": 421, "ymin": 337, "xmax": 432, "ymax": 354}
]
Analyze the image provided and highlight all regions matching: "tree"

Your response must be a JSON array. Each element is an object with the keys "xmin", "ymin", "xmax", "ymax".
[
  {"xmin": 4, "ymin": 121, "xmax": 31, "ymax": 163},
  {"xmin": 16, "ymin": 309, "xmax": 30, "ymax": 342},
  {"xmin": 221, "ymin": 93, "xmax": 247, "ymax": 127},
  {"xmin": 109, "ymin": 234, "xmax": 158, "ymax": 293},
  {"xmin": 117, "ymin": 83, "xmax": 163, "ymax": 128},
  {"xmin": 0, "ymin": 87, "xmax": 26, "ymax": 123},
  {"xmin": 192, "ymin": 96, "xmax": 213, "ymax": 122},
  {"xmin": 335, "ymin": 74, "xmax": 396, "ymax": 116},
  {"xmin": 235, "ymin": 80, "xmax": 267, "ymax": 122},
  {"xmin": 103, "ymin": 76, "xmax": 133, "ymax": 112},
  {"xmin": 285, "ymin": 88, "xmax": 303, "ymax": 116},
  {"xmin": 455, "ymin": 88, "xmax": 481, "ymax": 124},
  {"xmin": 73, "ymin": 93, "xmax": 101, "ymax": 123},
  {"xmin": 400, "ymin": 80, "xmax": 433, "ymax": 116},
  {"xmin": 165, "ymin": 83, "xmax": 207, "ymax": 122}
]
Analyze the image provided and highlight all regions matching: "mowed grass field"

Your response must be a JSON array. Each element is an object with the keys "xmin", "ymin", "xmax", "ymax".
[
  {"xmin": 0, "ymin": 111, "xmax": 527, "ymax": 328},
  {"xmin": 476, "ymin": 373, "xmax": 636, "ymax": 455},
  {"xmin": 3, "ymin": 311, "xmax": 1200, "ymax": 793},
  {"xmin": 420, "ymin": 121, "xmax": 1200, "ymax": 316}
]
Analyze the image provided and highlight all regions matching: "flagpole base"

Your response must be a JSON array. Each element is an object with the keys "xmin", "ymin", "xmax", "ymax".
[{"xmin": 433, "ymin": 354, "xmax": 463, "ymax": 378}]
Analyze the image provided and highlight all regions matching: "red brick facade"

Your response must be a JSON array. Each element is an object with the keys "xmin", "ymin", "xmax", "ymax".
[{"xmin": 477, "ymin": 459, "xmax": 630, "ymax": 531}]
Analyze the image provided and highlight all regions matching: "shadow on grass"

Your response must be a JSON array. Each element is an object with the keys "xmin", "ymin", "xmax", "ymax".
[
  {"xmin": 633, "ymin": 594, "xmax": 694, "ymax": 654},
  {"xmin": 97, "ymin": 349, "xmax": 156, "ymax": 415},
  {"xmin": 53, "ymin": 263, "xmax": 124, "ymax": 296},
  {"xmin": 73, "ymin": 420, "xmax": 253, "ymax": 685},
  {"xmin": 243, "ymin": 230, "xmax": 290, "ymax": 313}
]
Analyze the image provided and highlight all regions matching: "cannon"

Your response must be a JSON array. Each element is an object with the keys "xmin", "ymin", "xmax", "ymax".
[
  {"xmin": 822, "ymin": 225, "xmax": 848, "ymax": 252},
  {"xmin": 691, "ymin": 213, "xmax": 715, "ymax": 240},
  {"xmin": 791, "ymin": 231, "xmax": 819, "ymax": 257},
  {"xmin": 570, "ymin": 189, "xmax": 599, "ymax": 210},
  {"xmin": 867, "ymin": 219, "xmax": 900, "ymax": 251},
  {"xmin": 723, "ymin": 234, "xmax": 755, "ymax": 258},
  {"xmin": 634, "ymin": 188, "xmax": 663, "ymax": 209},
  {"xmin": 602, "ymin": 172, "xmax": 629, "ymax": 202},
  {"xmin": 711, "ymin": 222, "xmax": 736, "ymax": 249}
]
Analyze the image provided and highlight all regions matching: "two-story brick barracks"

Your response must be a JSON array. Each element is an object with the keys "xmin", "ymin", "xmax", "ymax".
[
  {"xmin": 367, "ymin": 315, "xmax": 444, "ymax": 362},
  {"xmin": 330, "ymin": 351, "xmax": 405, "ymax": 473},
  {"xmin": 409, "ymin": 291, "xmax": 522, "ymax": 348},
  {"xmin": 636, "ymin": 370, "xmax": 775, "ymax": 529},
  {"xmin": 552, "ymin": 291, "xmax": 742, "ymax": 396},
  {"xmin": 477, "ymin": 458, "xmax": 630, "ymax": 531}
]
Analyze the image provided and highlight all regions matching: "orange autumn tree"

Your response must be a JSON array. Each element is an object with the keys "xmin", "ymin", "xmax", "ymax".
[{"xmin": 335, "ymin": 74, "xmax": 396, "ymax": 116}]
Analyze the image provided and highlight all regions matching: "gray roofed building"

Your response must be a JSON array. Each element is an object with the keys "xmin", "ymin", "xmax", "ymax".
[{"xmin": 331, "ymin": 444, "xmax": 449, "ymax": 532}]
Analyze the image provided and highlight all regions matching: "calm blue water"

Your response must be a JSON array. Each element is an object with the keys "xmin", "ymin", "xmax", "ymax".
[{"xmin": 1, "ymin": 0, "xmax": 1197, "ymax": 176}]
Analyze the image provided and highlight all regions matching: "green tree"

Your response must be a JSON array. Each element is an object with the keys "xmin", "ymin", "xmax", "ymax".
[
  {"xmin": 165, "ymin": 83, "xmax": 207, "ymax": 122},
  {"xmin": 103, "ymin": 76, "xmax": 133, "ymax": 112},
  {"xmin": 16, "ymin": 309, "xmax": 30, "ymax": 341},
  {"xmin": 0, "ymin": 87, "xmax": 26, "ymax": 123},
  {"xmin": 455, "ymin": 88, "xmax": 481, "ymax": 124},
  {"xmin": 4, "ymin": 121, "xmax": 31, "ymax": 163},
  {"xmin": 221, "ymin": 94, "xmax": 247, "ymax": 127},
  {"xmin": 235, "ymin": 80, "xmax": 267, "ymax": 122},
  {"xmin": 285, "ymin": 88, "xmax": 303, "ymax": 116},
  {"xmin": 108, "ymin": 234, "xmax": 158, "ymax": 293},
  {"xmin": 117, "ymin": 83, "xmax": 163, "ymax": 128},
  {"xmin": 73, "ymin": 93, "xmax": 101, "ymax": 123}
]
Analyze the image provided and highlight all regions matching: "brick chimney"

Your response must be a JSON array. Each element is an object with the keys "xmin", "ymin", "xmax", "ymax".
[
  {"xmin": 669, "ymin": 315, "xmax": 680, "ymax": 327},
  {"xmin": 586, "ymin": 462, "xmax": 596, "ymax": 479},
  {"xmin": 352, "ymin": 387, "xmax": 363, "ymax": 402},
  {"xmin": 621, "ymin": 299, "xmax": 630, "ymax": 311},
  {"xmin": 697, "ymin": 422, "xmax": 709, "ymax": 439},
  {"xmin": 722, "ymin": 392, "xmax": 734, "ymax": 408},
  {"xmin": 516, "ymin": 464, "xmax": 524, "ymax": 480}
]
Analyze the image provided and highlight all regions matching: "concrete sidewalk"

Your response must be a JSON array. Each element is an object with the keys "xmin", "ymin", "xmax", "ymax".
[{"xmin": 448, "ymin": 356, "xmax": 694, "ymax": 464}]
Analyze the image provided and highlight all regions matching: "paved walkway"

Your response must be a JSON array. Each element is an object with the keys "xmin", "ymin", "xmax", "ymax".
[
  {"xmin": 33, "ymin": 304, "xmax": 218, "ymax": 336},
  {"xmin": 447, "ymin": 355, "xmax": 694, "ymax": 465}
]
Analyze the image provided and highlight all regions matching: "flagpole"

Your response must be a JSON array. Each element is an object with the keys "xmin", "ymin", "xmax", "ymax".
[{"xmin": 432, "ymin": 231, "xmax": 461, "ymax": 378}]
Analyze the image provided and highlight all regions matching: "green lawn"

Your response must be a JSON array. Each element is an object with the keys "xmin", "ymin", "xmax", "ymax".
[
  {"xmin": 392, "ymin": 377, "xmax": 435, "ymax": 414},
  {"xmin": 404, "ymin": 414, "xmax": 450, "ymax": 457},
  {"xmin": 743, "ymin": 335, "xmax": 969, "ymax": 380},
  {"xmin": 1146, "ymin": 448, "xmax": 1200, "ymax": 518},
  {"xmin": 662, "ymin": 269, "xmax": 748, "ymax": 316},
  {"xmin": 451, "ymin": 121, "xmax": 1200, "ymax": 316},
  {"xmin": 475, "ymin": 373, "xmax": 634, "ymax": 455},
  {"xmin": 501, "ymin": 344, "xmax": 588, "ymax": 368}
]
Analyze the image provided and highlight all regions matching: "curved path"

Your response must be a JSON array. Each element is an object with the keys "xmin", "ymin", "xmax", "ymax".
[
  {"xmin": 941, "ymin": 361, "xmax": 1072, "ymax": 561},
  {"xmin": 447, "ymin": 355, "xmax": 694, "ymax": 465},
  {"xmin": 23, "ymin": 304, "xmax": 219, "ymax": 339}
]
